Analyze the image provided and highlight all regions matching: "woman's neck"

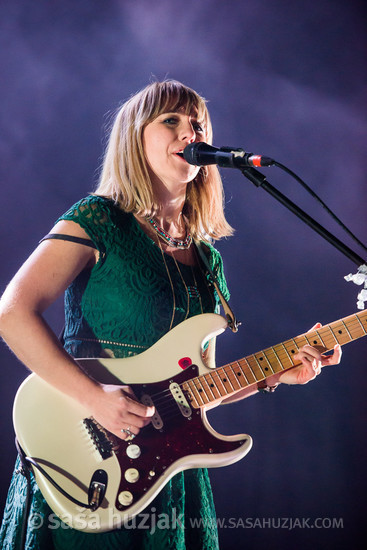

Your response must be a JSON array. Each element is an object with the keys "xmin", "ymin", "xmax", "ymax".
[
  {"xmin": 154, "ymin": 205, "xmax": 186, "ymax": 235},
  {"xmin": 153, "ymin": 190, "xmax": 187, "ymax": 236}
]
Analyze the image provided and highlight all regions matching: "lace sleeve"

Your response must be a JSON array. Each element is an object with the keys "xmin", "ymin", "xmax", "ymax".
[{"xmin": 55, "ymin": 195, "xmax": 114, "ymax": 256}]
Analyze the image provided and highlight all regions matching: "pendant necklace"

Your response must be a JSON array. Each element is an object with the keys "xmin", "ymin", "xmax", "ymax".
[{"xmin": 156, "ymin": 236, "xmax": 204, "ymax": 332}]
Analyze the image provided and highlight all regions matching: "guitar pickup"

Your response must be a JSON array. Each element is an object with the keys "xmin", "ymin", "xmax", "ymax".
[
  {"xmin": 169, "ymin": 382, "xmax": 191, "ymax": 417},
  {"xmin": 140, "ymin": 394, "xmax": 163, "ymax": 429}
]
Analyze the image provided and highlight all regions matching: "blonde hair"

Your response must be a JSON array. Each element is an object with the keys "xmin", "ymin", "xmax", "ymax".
[{"xmin": 95, "ymin": 80, "xmax": 233, "ymax": 240}]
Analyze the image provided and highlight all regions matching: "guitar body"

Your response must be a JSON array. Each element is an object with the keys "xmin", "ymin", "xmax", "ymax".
[
  {"xmin": 15, "ymin": 307, "xmax": 366, "ymax": 532},
  {"xmin": 13, "ymin": 313, "xmax": 252, "ymax": 532}
]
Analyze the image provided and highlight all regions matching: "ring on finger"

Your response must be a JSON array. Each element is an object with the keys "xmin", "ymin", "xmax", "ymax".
[{"xmin": 121, "ymin": 426, "xmax": 135, "ymax": 440}]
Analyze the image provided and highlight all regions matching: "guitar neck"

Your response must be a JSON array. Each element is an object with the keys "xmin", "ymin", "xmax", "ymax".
[{"xmin": 183, "ymin": 310, "xmax": 367, "ymax": 408}]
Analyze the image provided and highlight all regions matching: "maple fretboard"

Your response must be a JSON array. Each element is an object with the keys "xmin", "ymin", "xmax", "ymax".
[{"xmin": 183, "ymin": 310, "xmax": 367, "ymax": 407}]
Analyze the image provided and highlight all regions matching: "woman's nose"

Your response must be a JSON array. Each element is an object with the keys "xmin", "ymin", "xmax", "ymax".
[{"xmin": 179, "ymin": 121, "xmax": 196, "ymax": 143}]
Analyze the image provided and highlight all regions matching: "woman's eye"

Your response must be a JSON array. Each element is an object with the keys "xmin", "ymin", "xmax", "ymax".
[
  {"xmin": 163, "ymin": 117, "xmax": 178, "ymax": 125},
  {"xmin": 162, "ymin": 117, "xmax": 204, "ymax": 134},
  {"xmin": 194, "ymin": 122, "xmax": 204, "ymax": 133}
]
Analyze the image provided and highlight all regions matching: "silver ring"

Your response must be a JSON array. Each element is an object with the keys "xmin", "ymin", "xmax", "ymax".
[{"xmin": 121, "ymin": 427, "xmax": 135, "ymax": 440}]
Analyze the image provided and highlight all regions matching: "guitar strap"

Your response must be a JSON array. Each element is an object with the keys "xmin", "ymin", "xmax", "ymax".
[{"xmin": 196, "ymin": 242, "xmax": 240, "ymax": 333}]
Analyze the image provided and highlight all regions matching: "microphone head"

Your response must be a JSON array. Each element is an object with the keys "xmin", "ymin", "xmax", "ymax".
[{"xmin": 183, "ymin": 142, "xmax": 219, "ymax": 166}]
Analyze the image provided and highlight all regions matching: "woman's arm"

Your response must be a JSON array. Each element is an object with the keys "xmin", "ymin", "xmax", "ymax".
[{"xmin": 0, "ymin": 220, "xmax": 154, "ymax": 439}]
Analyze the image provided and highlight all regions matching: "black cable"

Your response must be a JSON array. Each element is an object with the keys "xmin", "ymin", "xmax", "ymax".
[
  {"xmin": 23, "ymin": 455, "xmax": 96, "ymax": 509},
  {"xmin": 274, "ymin": 161, "xmax": 367, "ymax": 255},
  {"xmin": 15, "ymin": 440, "xmax": 32, "ymax": 550}
]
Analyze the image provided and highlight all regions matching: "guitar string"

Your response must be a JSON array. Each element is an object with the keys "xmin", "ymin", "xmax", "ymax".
[
  {"xmin": 109, "ymin": 318, "xmax": 363, "ymax": 434},
  {"xmin": 136, "ymin": 311, "xmax": 365, "ymax": 410},
  {"xmin": 143, "ymin": 330, "xmax": 302, "ymax": 405}
]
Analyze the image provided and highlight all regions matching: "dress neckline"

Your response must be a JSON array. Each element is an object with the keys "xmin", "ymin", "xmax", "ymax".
[{"xmin": 130, "ymin": 212, "xmax": 202, "ymax": 269}]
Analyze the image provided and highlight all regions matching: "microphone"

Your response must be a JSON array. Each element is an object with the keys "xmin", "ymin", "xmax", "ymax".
[{"xmin": 182, "ymin": 142, "xmax": 275, "ymax": 169}]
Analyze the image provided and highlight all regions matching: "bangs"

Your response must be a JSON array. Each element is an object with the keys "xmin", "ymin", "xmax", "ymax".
[{"xmin": 141, "ymin": 80, "xmax": 209, "ymax": 125}]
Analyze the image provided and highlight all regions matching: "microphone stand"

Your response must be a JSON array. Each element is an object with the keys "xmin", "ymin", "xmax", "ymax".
[{"xmin": 241, "ymin": 167, "xmax": 366, "ymax": 267}]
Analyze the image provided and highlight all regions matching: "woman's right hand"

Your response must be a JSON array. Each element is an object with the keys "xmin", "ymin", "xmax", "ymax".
[{"xmin": 90, "ymin": 384, "xmax": 155, "ymax": 440}]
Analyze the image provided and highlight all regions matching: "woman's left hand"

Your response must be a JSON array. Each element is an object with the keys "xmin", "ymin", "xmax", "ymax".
[{"xmin": 278, "ymin": 323, "xmax": 342, "ymax": 385}]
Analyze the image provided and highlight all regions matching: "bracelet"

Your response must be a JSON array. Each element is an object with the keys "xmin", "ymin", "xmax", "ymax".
[{"xmin": 258, "ymin": 382, "xmax": 279, "ymax": 393}]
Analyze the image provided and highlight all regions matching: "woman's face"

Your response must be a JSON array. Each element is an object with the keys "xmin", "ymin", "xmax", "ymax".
[{"xmin": 142, "ymin": 109, "xmax": 206, "ymax": 194}]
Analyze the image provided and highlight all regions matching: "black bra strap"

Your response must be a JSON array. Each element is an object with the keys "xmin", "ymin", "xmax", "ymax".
[{"xmin": 39, "ymin": 233, "xmax": 98, "ymax": 250}]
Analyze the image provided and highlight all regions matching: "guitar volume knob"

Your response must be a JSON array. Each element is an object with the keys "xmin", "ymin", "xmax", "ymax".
[
  {"xmin": 126, "ymin": 444, "xmax": 141, "ymax": 459},
  {"xmin": 118, "ymin": 490, "xmax": 133, "ymax": 506},
  {"xmin": 124, "ymin": 468, "xmax": 140, "ymax": 483}
]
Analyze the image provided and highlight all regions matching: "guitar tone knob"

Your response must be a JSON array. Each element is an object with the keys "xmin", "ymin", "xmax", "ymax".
[
  {"xmin": 118, "ymin": 491, "xmax": 133, "ymax": 506},
  {"xmin": 124, "ymin": 468, "xmax": 140, "ymax": 483},
  {"xmin": 126, "ymin": 444, "xmax": 141, "ymax": 459}
]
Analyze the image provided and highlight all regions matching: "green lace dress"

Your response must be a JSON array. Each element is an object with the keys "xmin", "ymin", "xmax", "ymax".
[{"xmin": 0, "ymin": 196, "xmax": 230, "ymax": 550}]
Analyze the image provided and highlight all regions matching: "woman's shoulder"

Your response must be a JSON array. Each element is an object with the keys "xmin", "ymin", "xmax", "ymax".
[
  {"xmin": 58, "ymin": 195, "xmax": 131, "ymax": 224},
  {"xmin": 199, "ymin": 240, "xmax": 223, "ymax": 266},
  {"xmin": 61, "ymin": 194, "xmax": 113, "ymax": 216},
  {"xmin": 55, "ymin": 195, "xmax": 133, "ymax": 246}
]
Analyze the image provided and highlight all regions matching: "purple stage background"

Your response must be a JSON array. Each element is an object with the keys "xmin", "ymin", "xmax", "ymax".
[{"xmin": 0, "ymin": 1, "xmax": 366, "ymax": 548}]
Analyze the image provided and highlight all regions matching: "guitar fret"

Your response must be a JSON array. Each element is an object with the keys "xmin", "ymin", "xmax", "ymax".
[
  {"xmin": 302, "ymin": 330, "xmax": 328, "ymax": 351},
  {"xmin": 241, "ymin": 358, "xmax": 258, "ymax": 383},
  {"xmin": 271, "ymin": 346, "xmax": 286, "ymax": 370},
  {"xmin": 316, "ymin": 327, "xmax": 334, "ymax": 348},
  {"xmin": 315, "ymin": 330, "xmax": 326, "ymax": 348},
  {"xmin": 276, "ymin": 345, "xmax": 293, "ymax": 368},
  {"xmin": 211, "ymin": 370, "xmax": 227, "ymax": 395},
  {"xmin": 294, "ymin": 335, "xmax": 307, "ymax": 348},
  {"xmin": 227, "ymin": 364, "xmax": 244, "ymax": 390},
  {"xmin": 292, "ymin": 338, "xmax": 301, "ymax": 354},
  {"xmin": 256, "ymin": 351, "xmax": 275, "ymax": 375},
  {"xmin": 281, "ymin": 342, "xmax": 294, "ymax": 365},
  {"xmin": 355, "ymin": 314, "xmax": 367, "ymax": 335},
  {"xmin": 303, "ymin": 334, "xmax": 311, "ymax": 345},
  {"xmin": 223, "ymin": 365, "xmax": 237, "ymax": 390},
  {"xmin": 194, "ymin": 378, "xmax": 211, "ymax": 404},
  {"xmin": 341, "ymin": 320, "xmax": 352, "ymax": 340},
  {"xmin": 206, "ymin": 372, "xmax": 222, "ymax": 399},
  {"xmin": 236, "ymin": 361, "xmax": 249, "ymax": 388},
  {"xmin": 200, "ymin": 375, "xmax": 216, "ymax": 401},
  {"xmin": 190, "ymin": 380, "xmax": 206, "ymax": 406},
  {"xmin": 235, "ymin": 360, "xmax": 251, "ymax": 385},
  {"xmin": 265, "ymin": 348, "xmax": 283, "ymax": 373},
  {"xmin": 330, "ymin": 321, "xmax": 352, "ymax": 345},
  {"xmin": 182, "ymin": 381, "xmax": 200, "ymax": 408},
  {"xmin": 327, "ymin": 324, "xmax": 339, "ymax": 345},
  {"xmin": 217, "ymin": 366, "xmax": 235, "ymax": 394},
  {"xmin": 252, "ymin": 355, "xmax": 266, "ymax": 377},
  {"xmin": 243, "ymin": 357, "xmax": 260, "ymax": 382},
  {"xmin": 344, "ymin": 317, "xmax": 364, "ymax": 339}
]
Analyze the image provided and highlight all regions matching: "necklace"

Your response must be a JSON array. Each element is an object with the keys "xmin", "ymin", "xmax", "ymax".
[
  {"xmin": 145, "ymin": 215, "xmax": 192, "ymax": 249},
  {"xmin": 156, "ymin": 237, "xmax": 176, "ymax": 331},
  {"xmin": 156, "ymin": 237, "xmax": 204, "ymax": 331}
]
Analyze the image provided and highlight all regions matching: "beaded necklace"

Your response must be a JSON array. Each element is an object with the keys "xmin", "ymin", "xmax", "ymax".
[{"xmin": 145, "ymin": 215, "xmax": 192, "ymax": 249}]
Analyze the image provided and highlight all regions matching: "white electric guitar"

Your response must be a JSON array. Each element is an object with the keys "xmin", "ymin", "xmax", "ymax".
[{"xmin": 13, "ymin": 310, "xmax": 367, "ymax": 532}]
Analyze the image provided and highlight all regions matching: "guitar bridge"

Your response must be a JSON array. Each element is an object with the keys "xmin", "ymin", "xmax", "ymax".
[{"xmin": 83, "ymin": 418, "xmax": 113, "ymax": 459}]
